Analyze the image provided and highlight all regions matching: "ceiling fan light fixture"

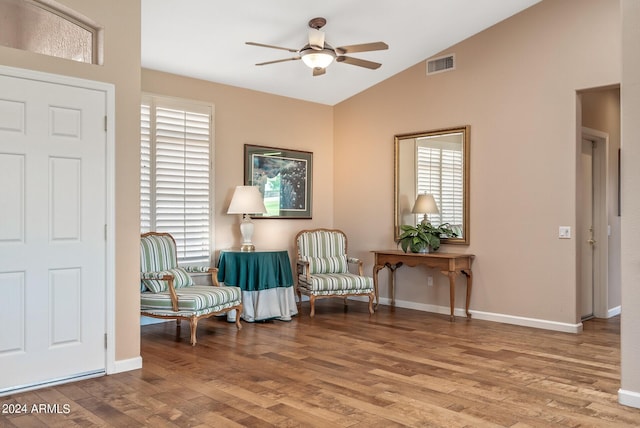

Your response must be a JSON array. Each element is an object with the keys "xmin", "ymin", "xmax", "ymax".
[
  {"xmin": 301, "ymin": 48, "xmax": 335, "ymax": 69},
  {"xmin": 247, "ymin": 17, "xmax": 387, "ymax": 75}
]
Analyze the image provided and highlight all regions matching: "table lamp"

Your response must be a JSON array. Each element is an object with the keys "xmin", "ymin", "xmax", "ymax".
[
  {"xmin": 227, "ymin": 186, "xmax": 267, "ymax": 251},
  {"xmin": 412, "ymin": 193, "xmax": 439, "ymax": 225}
]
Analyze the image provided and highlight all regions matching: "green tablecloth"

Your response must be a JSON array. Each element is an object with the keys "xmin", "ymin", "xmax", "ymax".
[{"xmin": 217, "ymin": 250, "xmax": 294, "ymax": 291}]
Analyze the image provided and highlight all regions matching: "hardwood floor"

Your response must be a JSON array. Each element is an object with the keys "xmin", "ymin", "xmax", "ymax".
[{"xmin": 2, "ymin": 300, "xmax": 640, "ymax": 427}]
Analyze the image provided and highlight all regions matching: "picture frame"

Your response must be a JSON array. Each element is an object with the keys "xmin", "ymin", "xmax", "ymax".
[{"xmin": 244, "ymin": 144, "xmax": 313, "ymax": 219}]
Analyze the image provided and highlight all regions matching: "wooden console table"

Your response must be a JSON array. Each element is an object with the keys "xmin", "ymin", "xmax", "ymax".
[{"xmin": 372, "ymin": 250, "xmax": 475, "ymax": 321}]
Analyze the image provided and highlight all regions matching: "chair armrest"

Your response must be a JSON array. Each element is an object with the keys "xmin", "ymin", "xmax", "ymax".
[
  {"xmin": 347, "ymin": 257, "xmax": 364, "ymax": 276},
  {"xmin": 297, "ymin": 259, "xmax": 311, "ymax": 281},
  {"xmin": 183, "ymin": 266, "xmax": 220, "ymax": 286},
  {"xmin": 141, "ymin": 271, "xmax": 179, "ymax": 311}
]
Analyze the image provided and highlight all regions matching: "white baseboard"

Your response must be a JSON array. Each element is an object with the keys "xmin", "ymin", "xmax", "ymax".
[
  {"xmin": 618, "ymin": 388, "xmax": 640, "ymax": 409},
  {"xmin": 470, "ymin": 308, "xmax": 583, "ymax": 333},
  {"xmin": 608, "ymin": 305, "xmax": 621, "ymax": 318},
  {"xmin": 374, "ymin": 297, "xmax": 583, "ymax": 333},
  {"xmin": 109, "ymin": 356, "xmax": 142, "ymax": 374}
]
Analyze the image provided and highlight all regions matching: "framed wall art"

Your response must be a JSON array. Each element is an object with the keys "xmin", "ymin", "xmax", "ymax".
[{"xmin": 244, "ymin": 144, "xmax": 313, "ymax": 218}]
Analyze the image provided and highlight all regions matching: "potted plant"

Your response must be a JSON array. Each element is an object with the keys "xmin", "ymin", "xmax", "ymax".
[{"xmin": 398, "ymin": 222, "xmax": 458, "ymax": 253}]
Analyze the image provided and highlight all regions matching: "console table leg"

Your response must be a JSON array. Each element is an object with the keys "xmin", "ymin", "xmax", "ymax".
[
  {"xmin": 386, "ymin": 263, "xmax": 401, "ymax": 307},
  {"xmin": 448, "ymin": 271, "xmax": 457, "ymax": 322},
  {"xmin": 373, "ymin": 264, "xmax": 384, "ymax": 309},
  {"xmin": 462, "ymin": 269, "xmax": 473, "ymax": 318},
  {"xmin": 389, "ymin": 267, "xmax": 395, "ymax": 306}
]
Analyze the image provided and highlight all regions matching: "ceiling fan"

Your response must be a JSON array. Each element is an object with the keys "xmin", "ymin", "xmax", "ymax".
[{"xmin": 246, "ymin": 17, "xmax": 389, "ymax": 76}]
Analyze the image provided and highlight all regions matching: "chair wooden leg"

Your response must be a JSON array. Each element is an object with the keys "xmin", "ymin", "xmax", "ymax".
[
  {"xmin": 309, "ymin": 295, "xmax": 316, "ymax": 317},
  {"xmin": 295, "ymin": 287, "xmax": 303, "ymax": 309},
  {"xmin": 189, "ymin": 318, "xmax": 197, "ymax": 346},
  {"xmin": 368, "ymin": 293, "xmax": 375, "ymax": 315},
  {"xmin": 234, "ymin": 305, "xmax": 243, "ymax": 330}
]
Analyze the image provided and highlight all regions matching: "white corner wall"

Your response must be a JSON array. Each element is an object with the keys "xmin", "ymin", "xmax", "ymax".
[{"xmin": 619, "ymin": 0, "xmax": 640, "ymax": 409}]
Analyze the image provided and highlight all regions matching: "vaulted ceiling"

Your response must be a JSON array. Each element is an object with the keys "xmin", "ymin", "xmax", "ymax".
[{"xmin": 141, "ymin": 0, "xmax": 541, "ymax": 106}]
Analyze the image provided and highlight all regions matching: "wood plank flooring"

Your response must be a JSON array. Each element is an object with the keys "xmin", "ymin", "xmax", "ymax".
[{"xmin": 2, "ymin": 300, "xmax": 640, "ymax": 427}]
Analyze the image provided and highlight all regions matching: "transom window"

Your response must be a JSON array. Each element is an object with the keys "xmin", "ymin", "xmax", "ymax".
[
  {"xmin": 0, "ymin": 0, "xmax": 100, "ymax": 64},
  {"xmin": 140, "ymin": 95, "xmax": 214, "ymax": 264}
]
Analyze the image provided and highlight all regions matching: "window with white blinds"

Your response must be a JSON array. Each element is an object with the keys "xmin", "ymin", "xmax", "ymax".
[
  {"xmin": 140, "ymin": 96, "xmax": 214, "ymax": 264},
  {"xmin": 416, "ymin": 136, "xmax": 464, "ymax": 230}
]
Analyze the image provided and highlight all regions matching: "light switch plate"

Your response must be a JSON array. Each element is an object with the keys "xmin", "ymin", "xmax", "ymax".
[{"xmin": 559, "ymin": 226, "xmax": 571, "ymax": 239}]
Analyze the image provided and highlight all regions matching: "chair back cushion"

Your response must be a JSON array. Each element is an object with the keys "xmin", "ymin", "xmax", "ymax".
[
  {"xmin": 141, "ymin": 234, "xmax": 179, "ymax": 271},
  {"xmin": 297, "ymin": 230, "xmax": 348, "ymax": 274},
  {"xmin": 307, "ymin": 255, "xmax": 348, "ymax": 274},
  {"xmin": 140, "ymin": 234, "xmax": 194, "ymax": 292},
  {"xmin": 142, "ymin": 267, "xmax": 194, "ymax": 293}
]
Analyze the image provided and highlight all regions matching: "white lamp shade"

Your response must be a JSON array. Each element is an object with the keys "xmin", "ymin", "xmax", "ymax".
[
  {"xmin": 227, "ymin": 186, "xmax": 267, "ymax": 214},
  {"xmin": 412, "ymin": 194, "xmax": 439, "ymax": 214}
]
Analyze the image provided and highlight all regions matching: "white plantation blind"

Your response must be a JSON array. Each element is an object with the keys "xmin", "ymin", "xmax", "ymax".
[
  {"xmin": 416, "ymin": 137, "xmax": 463, "ymax": 229},
  {"xmin": 140, "ymin": 104, "xmax": 152, "ymax": 232},
  {"xmin": 140, "ymin": 97, "xmax": 213, "ymax": 264}
]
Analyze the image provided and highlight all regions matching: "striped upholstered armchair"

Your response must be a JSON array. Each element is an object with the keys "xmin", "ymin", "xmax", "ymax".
[
  {"xmin": 140, "ymin": 232, "xmax": 243, "ymax": 345},
  {"xmin": 295, "ymin": 228, "xmax": 375, "ymax": 317}
]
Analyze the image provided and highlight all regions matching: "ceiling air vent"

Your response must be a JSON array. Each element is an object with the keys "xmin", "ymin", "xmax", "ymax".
[{"xmin": 426, "ymin": 54, "xmax": 455, "ymax": 75}]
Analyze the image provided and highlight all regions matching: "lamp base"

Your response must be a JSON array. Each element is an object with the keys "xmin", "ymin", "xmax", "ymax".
[
  {"xmin": 240, "ymin": 243, "xmax": 255, "ymax": 252},
  {"xmin": 239, "ymin": 215, "xmax": 255, "ymax": 252},
  {"xmin": 420, "ymin": 214, "xmax": 432, "ymax": 225}
]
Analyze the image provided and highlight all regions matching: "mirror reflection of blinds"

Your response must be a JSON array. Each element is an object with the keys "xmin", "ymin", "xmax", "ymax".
[
  {"xmin": 140, "ymin": 99, "xmax": 213, "ymax": 264},
  {"xmin": 416, "ymin": 141, "xmax": 463, "ymax": 228}
]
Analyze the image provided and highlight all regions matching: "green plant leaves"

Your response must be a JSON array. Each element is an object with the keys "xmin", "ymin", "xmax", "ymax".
[{"xmin": 398, "ymin": 222, "xmax": 458, "ymax": 253}]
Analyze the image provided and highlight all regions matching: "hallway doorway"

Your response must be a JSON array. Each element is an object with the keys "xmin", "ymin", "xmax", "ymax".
[{"xmin": 577, "ymin": 87, "xmax": 621, "ymax": 321}]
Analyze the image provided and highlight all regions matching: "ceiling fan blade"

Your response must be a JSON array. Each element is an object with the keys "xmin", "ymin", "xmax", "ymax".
[
  {"xmin": 246, "ymin": 41, "xmax": 298, "ymax": 53},
  {"xmin": 312, "ymin": 67, "xmax": 326, "ymax": 77},
  {"xmin": 335, "ymin": 42, "xmax": 388, "ymax": 55},
  {"xmin": 308, "ymin": 28, "xmax": 325, "ymax": 51},
  {"xmin": 256, "ymin": 57, "xmax": 300, "ymax": 66},
  {"xmin": 336, "ymin": 56, "xmax": 382, "ymax": 70}
]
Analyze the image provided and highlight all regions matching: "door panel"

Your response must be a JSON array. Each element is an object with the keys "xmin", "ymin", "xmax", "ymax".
[
  {"xmin": 0, "ymin": 153, "xmax": 24, "ymax": 242},
  {"xmin": 50, "ymin": 268, "xmax": 82, "ymax": 346},
  {"xmin": 0, "ymin": 272, "xmax": 25, "ymax": 353},
  {"xmin": 50, "ymin": 157, "xmax": 81, "ymax": 240},
  {"xmin": 0, "ymin": 72, "xmax": 106, "ymax": 393}
]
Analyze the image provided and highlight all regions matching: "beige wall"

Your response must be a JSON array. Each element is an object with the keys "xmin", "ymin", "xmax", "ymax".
[
  {"xmin": 1, "ymin": 0, "xmax": 637, "ymax": 404},
  {"xmin": 141, "ymin": 70, "xmax": 334, "ymax": 258},
  {"xmin": 620, "ymin": 0, "xmax": 640, "ymax": 406},
  {"xmin": 333, "ymin": 0, "xmax": 621, "ymax": 324},
  {"xmin": 0, "ymin": 0, "xmax": 142, "ymax": 361}
]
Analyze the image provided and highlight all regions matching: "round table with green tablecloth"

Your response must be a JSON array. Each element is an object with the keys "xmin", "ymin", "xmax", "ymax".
[{"xmin": 217, "ymin": 250, "xmax": 298, "ymax": 322}]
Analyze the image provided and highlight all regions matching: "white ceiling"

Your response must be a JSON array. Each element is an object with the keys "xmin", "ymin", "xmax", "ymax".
[{"xmin": 141, "ymin": 0, "xmax": 541, "ymax": 106}]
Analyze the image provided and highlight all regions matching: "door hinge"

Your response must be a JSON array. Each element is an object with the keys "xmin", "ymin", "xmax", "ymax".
[
  {"xmin": 104, "ymin": 224, "xmax": 107, "ymax": 240},
  {"xmin": 104, "ymin": 333, "xmax": 108, "ymax": 349},
  {"xmin": 104, "ymin": 115, "xmax": 107, "ymax": 132}
]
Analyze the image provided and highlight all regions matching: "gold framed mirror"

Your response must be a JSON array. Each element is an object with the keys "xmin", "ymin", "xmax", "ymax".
[{"xmin": 394, "ymin": 126, "xmax": 470, "ymax": 244}]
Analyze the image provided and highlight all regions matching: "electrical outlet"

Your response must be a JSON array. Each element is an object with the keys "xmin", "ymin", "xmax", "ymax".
[{"xmin": 427, "ymin": 276, "xmax": 433, "ymax": 287}]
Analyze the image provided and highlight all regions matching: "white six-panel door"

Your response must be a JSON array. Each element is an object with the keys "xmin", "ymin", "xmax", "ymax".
[{"xmin": 0, "ymin": 70, "xmax": 107, "ymax": 394}]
